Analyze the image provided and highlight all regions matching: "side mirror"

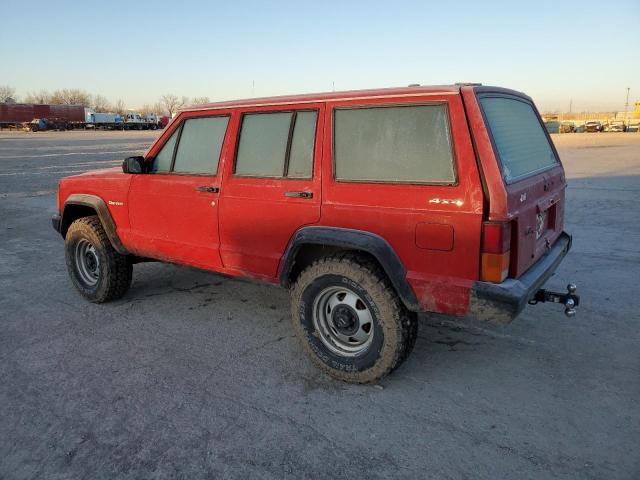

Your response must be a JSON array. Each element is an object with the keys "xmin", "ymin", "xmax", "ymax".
[{"xmin": 122, "ymin": 156, "xmax": 145, "ymax": 174}]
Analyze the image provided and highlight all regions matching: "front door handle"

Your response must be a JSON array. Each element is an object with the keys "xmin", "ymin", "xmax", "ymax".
[
  {"xmin": 195, "ymin": 186, "xmax": 219, "ymax": 193},
  {"xmin": 284, "ymin": 191, "xmax": 313, "ymax": 199}
]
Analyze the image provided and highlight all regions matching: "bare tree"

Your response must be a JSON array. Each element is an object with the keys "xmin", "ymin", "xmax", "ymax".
[
  {"xmin": 139, "ymin": 104, "xmax": 155, "ymax": 116},
  {"xmin": 24, "ymin": 90, "xmax": 51, "ymax": 104},
  {"xmin": 0, "ymin": 85, "xmax": 17, "ymax": 103},
  {"xmin": 50, "ymin": 88, "xmax": 92, "ymax": 105},
  {"xmin": 92, "ymin": 94, "xmax": 111, "ymax": 112},
  {"xmin": 113, "ymin": 99, "xmax": 127, "ymax": 116},
  {"xmin": 160, "ymin": 94, "xmax": 185, "ymax": 117},
  {"xmin": 191, "ymin": 96, "xmax": 210, "ymax": 105},
  {"xmin": 153, "ymin": 101, "xmax": 167, "ymax": 116}
]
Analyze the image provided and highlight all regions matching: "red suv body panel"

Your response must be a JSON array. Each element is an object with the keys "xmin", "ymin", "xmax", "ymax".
[
  {"xmin": 55, "ymin": 85, "xmax": 572, "ymax": 323},
  {"xmin": 318, "ymin": 91, "xmax": 484, "ymax": 316}
]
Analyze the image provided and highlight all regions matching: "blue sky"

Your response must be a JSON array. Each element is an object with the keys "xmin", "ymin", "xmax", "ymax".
[{"xmin": 1, "ymin": 0, "xmax": 638, "ymax": 111}]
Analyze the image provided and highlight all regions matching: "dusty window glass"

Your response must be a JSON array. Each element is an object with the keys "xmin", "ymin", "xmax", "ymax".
[
  {"xmin": 287, "ymin": 111, "xmax": 317, "ymax": 178},
  {"xmin": 235, "ymin": 112, "xmax": 292, "ymax": 176},
  {"xmin": 152, "ymin": 128, "xmax": 178, "ymax": 172},
  {"xmin": 173, "ymin": 116, "xmax": 229, "ymax": 175},
  {"xmin": 480, "ymin": 97, "xmax": 558, "ymax": 182},
  {"xmin": 334, "ymin": 105, "xmax": 456, "ymax": 183}
]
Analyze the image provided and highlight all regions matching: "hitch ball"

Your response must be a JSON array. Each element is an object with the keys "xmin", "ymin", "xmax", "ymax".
[
  {"xmin": 567, "ymin": 284, "xmax": 577, "ymax": 294},
  {"xmin": 565, "ymin": 308, "xmax": 577, "ymax": 317},
  {"xmin": 565, "ymin": 298, "xmax": 576, "ymax": 309}
]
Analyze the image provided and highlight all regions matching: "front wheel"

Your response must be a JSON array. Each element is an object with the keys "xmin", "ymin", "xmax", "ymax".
[
  {"xmin": 291, "ymin": 254, "xmax": 417, "ymax": 383},
  {"xmin": 65, "ymin": 216, "xmax": 132, "ymax": 303}
]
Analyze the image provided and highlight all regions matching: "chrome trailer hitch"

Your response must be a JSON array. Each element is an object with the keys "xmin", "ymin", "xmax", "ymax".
[{"xmin": 529, "ymin": 284, "xmax": 580, "ymax": 317}]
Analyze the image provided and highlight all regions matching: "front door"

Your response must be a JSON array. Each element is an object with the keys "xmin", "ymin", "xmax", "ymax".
[
  {"xmin": 127, "ymin": 113, "xmax": 231, "ymax": 270},
  {"xmin": 218, "ymin": 104, "xmax": 324, "ymax": 279}
]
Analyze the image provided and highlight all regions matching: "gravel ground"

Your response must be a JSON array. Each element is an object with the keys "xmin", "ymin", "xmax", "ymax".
[{"xmin": 0, "ymin": 130, "xmax": 638, "ymax": 479}]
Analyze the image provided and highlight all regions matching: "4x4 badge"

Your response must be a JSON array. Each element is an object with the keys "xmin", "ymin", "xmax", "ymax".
[{"xmin": 428, "ymin": 198, "xmax": 464, "ymax": 207}]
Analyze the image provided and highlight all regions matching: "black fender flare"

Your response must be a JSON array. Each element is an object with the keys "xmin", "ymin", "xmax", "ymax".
[
  {"xmin": 278, "ymin": 226, "xmax": 419, "ymax": 311},
  {"xmin": 61, "ymin": 194, "xmax": 128, "ymax": 255}
]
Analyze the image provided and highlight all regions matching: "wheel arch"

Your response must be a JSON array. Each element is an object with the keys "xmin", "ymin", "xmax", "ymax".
[
  {"xmin": 278, "ymin": 226, "xmax": 420, "ymax": 311},
  {"xmin": 61, "ymin": 194, "xmax": 127, "ymax": 254}
]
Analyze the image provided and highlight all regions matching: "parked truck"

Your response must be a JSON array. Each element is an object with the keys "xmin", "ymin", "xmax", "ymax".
[
  {"xmin": 85, "ymin": 111, "xmax": 124, "ymax": 130},
  {"xmin": 123, "ymin": 112, "xmax": 160, "ymax": 130}
]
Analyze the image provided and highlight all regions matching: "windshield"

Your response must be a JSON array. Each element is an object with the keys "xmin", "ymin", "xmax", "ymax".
[{"xmin": 480, "ymin": 96, "xmax": 559, "ymax": 182}]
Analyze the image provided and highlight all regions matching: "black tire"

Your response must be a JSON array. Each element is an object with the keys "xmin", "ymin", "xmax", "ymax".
[
  {"xmin": 64, "ymin": 216, "xmax": 132, "ymax": 303},
  {"xmin": 291, "ymin": 253, "xmax": 417, "ymax": 383}
]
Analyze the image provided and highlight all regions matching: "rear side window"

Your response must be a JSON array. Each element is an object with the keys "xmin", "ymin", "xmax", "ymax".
[
  {"xmin": 480, "ymin": 97, "xmax": 558, "ymax": 182},
  {"xmin": 235, "ymin": 112, "xmax": 292, "ymax": 177},
  {"xmin": 287, "ymin": 111, "xmax": 316, "ymax": 178},
  {"xmin": 333, "ymin": 104, "xmax": 456, "ymax": 184},
  {"xmin": 235, "ymin": 110, "xmax": 318, "ymax": 178},
  {"xmin": 173, "ymin": 117, "xmax": 229, "ymax": 174}
]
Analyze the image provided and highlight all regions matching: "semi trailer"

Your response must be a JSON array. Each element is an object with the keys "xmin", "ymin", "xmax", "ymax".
[
  {"xmin": 0, "ymin": 103, "xmax": 86, "ymax": 130},
  {"xmin": 0, "ymin": 103, "xmax": 165, "ymax": 131}
]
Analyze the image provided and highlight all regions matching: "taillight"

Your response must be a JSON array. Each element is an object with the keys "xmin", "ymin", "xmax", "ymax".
[{"xmin": 481, "ymin": 221, "xmax": 511, "ymax": 282}]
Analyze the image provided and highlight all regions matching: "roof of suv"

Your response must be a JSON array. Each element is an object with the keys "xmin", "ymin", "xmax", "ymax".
[{"xmin": 181, "ymin": 85, "xmax": 464, "ymax": 112}]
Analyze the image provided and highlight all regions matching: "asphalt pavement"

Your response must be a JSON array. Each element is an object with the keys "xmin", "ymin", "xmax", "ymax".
[{"xmin": 1, "ymin": 130, "xmax": 638, "ymax": 479}]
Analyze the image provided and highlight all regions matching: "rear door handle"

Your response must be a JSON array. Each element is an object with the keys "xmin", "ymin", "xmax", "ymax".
[
  {"xmin": 195, "ymin": 186, "xmax": 219, "ymax": 193},
  {"xmin": 284, "ymin": 191, "xmax": 313, "ymax": 199}
]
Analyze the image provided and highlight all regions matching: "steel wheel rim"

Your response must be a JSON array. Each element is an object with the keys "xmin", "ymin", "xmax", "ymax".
[
  {"xmin": 312, "ymin": 286, "xmax": 374, "ymax": 357},
  {"xmin": 74, "ymin": 239, "xmax": 100, "ymax": 286}
]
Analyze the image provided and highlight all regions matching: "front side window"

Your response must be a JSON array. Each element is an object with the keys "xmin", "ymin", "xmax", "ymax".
[
  {"xmin": 234, "ymin": 110, "xmax": 318, "ymax": 178},
  {"xmin": 173, "ymin": 117, "xmax": 229, "ymax": 174},
  {"xmin": 150, "ymin": 115, "xmax": 229, "ymax": 175},
  {"xmin": 479, "ymin": 96, "xmax": 558, "ymax": 182},
  {"xmin": 152, "ymin": 129, "xmax": 178, "ymax": 172},
  {"xmin": 333, "ymin": 104, "xmax": 456, "ymax": 184}
]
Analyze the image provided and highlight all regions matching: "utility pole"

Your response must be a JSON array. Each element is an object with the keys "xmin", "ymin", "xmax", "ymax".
[
  {"xmin": 252, "ymin": 80, "xmax": 255, "ymax": 97},
  {"xmin": 624, "ymin": 87, "xmax": 630, "ymax": 122},
  {"xmin": 569, "ymin": 98, "xmax": 572, "ymax": 114}
]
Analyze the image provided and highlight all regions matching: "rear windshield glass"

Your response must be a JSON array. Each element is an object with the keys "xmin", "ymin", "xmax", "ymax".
[{"xmin": 480, "ymin": 97, "xmax": 558, "ymax": 182}]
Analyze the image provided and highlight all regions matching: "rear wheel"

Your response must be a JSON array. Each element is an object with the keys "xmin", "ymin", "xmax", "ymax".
[
  {"xmin": 65, "ymin": 216, "xmax": 132, "ymax": 303},
  {"xmin": 291, "ymin": 254, "xmax": 417, "ymax": 383}
]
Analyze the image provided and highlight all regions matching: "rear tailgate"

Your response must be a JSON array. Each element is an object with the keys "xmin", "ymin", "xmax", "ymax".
[{"xmin": 462, "ymin": 87, "xmax": 566, "ymax": 278}]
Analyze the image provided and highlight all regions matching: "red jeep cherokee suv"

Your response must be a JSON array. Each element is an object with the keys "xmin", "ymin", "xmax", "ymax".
[{"xmin": 53, "ymin": 85, "xmax": 579, "ymax": 383}]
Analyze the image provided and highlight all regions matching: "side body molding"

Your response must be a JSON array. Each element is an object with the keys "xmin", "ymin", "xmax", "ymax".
[
  {"xmin": 278, "ymin": 226, "xmax": 420, "ymax": 311},
  {"xmin": 61, "ymin": 194, "xmax": 128, "ymax": 254}
]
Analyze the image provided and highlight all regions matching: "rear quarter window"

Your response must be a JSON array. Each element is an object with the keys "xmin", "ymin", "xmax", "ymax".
[
  {"xmin": 333, "ymin": 104, "xmax": 456, "ymax": 184},
  {"xmin": 480, "ymin": 96, "xmax": 558, "ymax": 182}
]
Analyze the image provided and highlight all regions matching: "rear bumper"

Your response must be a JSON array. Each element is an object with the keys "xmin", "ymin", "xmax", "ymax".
[{"xmin": 469, "ymin": 232, "xmax": 572, "ymax": 323}]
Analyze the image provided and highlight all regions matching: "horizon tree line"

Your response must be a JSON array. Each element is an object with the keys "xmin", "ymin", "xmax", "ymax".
[{"xmin": 0, "ymin": 85, "xmax": 210, "ymax": 117}]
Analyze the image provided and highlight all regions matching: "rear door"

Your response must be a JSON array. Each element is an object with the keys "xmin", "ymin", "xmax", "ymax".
[
  {"xmin": 473, "ymin": 91, "xmax": 566, "ymax": 277},
  {"xmin": 218, "ymin": 104, "xmax": 324, "ymax": 279}
]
